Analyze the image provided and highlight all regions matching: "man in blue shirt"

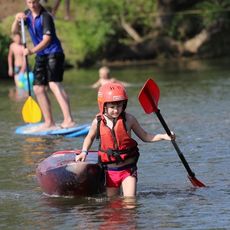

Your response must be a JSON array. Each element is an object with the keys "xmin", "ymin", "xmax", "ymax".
[{"xmin": 11, "ymin": 0, "xmax": 75, "ymax": 130}]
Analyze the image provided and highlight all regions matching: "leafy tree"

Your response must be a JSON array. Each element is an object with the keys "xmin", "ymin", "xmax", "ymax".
[
  {"xmin": 74, "ymin": 0, "xmax": 158, "ymax": 65},
  {"xmin": 0, "ymin": 31, "xmax": 10, "ymax": 78}
]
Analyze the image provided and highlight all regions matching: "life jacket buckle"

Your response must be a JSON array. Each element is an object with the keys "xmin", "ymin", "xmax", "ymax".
[{"xmin": 107, "ymin": 149, "xmax": 123, "ymax": 163}]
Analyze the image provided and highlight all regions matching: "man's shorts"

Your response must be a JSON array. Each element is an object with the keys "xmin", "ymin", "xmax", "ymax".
[
  {"xmin": 33, "ymin": 53, "xmax": 65, "ymax": 85},
  {"xmin": 105, "ymin": 164, "xmax": 137, "ymax": 188}
]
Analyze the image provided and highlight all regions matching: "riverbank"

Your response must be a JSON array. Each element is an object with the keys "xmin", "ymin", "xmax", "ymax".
[
  {"xmin": 0, "ymin": 0, "xmax": 22, "ymax": 20},
  {"xmin": 1, "ymin": 0, "xmax": 230, "ymax": 76}
]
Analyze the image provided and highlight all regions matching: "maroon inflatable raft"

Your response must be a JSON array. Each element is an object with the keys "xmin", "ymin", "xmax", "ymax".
[{"xmin": 36, "ymin": 150, "xmax": 105, "ymax": 197}]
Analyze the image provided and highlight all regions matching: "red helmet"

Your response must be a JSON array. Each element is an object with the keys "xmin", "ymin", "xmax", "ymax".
[{"xmin": 98, "ymin": 82, "xmax": 128, "ymax": 113}]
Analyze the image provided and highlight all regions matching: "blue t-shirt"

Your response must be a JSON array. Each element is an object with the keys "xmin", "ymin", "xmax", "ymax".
[{"xmin": 25, "ymin": 7, "xmax": 63, "ymax": 56}]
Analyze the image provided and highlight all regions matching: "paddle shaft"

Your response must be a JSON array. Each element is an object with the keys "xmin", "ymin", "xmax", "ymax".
[
  {"xmin": 20, "ymin": 18, "xmax": 32, "ymax": 96},
  {"xmin": 155, "ymin": 109, "xmax": 195, "ymax": 178}
]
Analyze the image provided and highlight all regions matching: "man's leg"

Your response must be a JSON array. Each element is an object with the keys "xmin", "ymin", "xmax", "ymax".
[
  {"xmin": 49, "ymin": 81, "xmax": 75, "ymax": 128},
  {"xmin": 33, "ymin": 84, "xmax": 56, "ymax": 128}
]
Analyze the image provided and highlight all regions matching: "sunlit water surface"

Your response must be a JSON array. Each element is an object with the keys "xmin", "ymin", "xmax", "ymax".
[{"xmin": 0, "ymin": 59, "xmax": 229, "ymax": 229}]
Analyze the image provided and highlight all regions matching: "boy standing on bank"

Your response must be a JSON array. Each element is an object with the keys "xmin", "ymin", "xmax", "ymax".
[
  {"xmin": 76, "ymin": 82, "xmax": 175, "ymax": 197},
  {"xmin": 11, "ymin": 0, "xmax": 75, "ymax": 130}
]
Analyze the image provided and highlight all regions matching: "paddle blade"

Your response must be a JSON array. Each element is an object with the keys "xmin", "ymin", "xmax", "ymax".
[
  {"xmin": 188, "ymin": 175, "xmax": 206, "ymax": 187},
  {"xmin": 22, "ymin": 97, "xmax": 42, "ymax": 123},
  {"xmin": 138, "ymin": 78, "xmax": 160, "ymax": 114}
]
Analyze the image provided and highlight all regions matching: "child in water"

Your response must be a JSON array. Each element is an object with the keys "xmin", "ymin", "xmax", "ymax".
[
  {"xmin": 91, "ymin": 66, "xmax": 130, "ymax": 88},
  {"xmin": 76, "ymin": 82, "xmax": 175, "ymax": 197},
  {"xmin": 8, "ymin": 32, "xmax": 26, "ymax": 88}
]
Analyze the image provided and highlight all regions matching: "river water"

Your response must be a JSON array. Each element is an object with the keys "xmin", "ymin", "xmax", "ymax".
[{"xmin": 0, "ymin": 58, "xmax": 229, "ymax": 229}]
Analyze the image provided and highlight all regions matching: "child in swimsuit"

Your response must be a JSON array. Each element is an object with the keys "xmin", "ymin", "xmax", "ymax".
[{"xmin": 8, "ymin": 32, "xmax": 26, "ymax": 88}]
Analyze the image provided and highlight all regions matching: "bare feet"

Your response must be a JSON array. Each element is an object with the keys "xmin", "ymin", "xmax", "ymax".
[
  {"xmin": 30, "ymin": 123, "xmax": 59, "ymax": 133},
  {"xmin": 60, "ymin": 121, "xmax": 76, "ymax": 129}
]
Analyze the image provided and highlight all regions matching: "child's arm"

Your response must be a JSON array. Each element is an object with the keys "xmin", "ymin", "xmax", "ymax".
[
  {"xmin": 111, "ymin": 78, "xmax": 131, "ymax": 87},
  {"xmin": 127, "ymin": 113, "xmax": 174, "ymax": 142},
  {"xmin": 91, "ymin": 80, "xmax": 101, "ymax": 88},
  {"xmin": 8, "ymin": 45, "xmax": 14, "ymax": 77},
  {"xmin": 75, "ymin": 119, "xmax": 97, "ymax": 162}
]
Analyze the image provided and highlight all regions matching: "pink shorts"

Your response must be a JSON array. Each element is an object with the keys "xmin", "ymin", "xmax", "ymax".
[{"xmin": 105, "ymin": 166, "xmax": 137, "ymax": 188}]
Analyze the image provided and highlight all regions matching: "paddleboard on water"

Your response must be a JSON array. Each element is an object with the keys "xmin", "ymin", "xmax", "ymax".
[
  {"xmin": 65, "ymin": 125, "xmax": 91, "ymax": 138},
  {"xmin": 36, "ymin": 150, "xmax": 105, "ymax": 197},
  {"xmin": 15, "ymin": 123, "xmax": 90, "ymax": 137}
]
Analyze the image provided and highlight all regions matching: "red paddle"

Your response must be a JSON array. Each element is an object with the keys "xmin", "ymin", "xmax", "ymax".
[{"xmin": 138, "ymin": 78, "xmax": 206, "ymax": 187}]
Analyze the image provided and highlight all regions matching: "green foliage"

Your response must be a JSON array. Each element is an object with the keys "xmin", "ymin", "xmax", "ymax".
[
  {"xmin": 0, "ymin": 31, "xmax": 10, "ymax": 78},
  {"xmin": 0, "ymin": 16, "xmax": 15, "ymax": 34},
  {"xmin": 168, "ymin": 13, "xmax": 203, "ymax": 41},
  {"xmin": 55, "ymin": 20, "xmax": 80, "ymax": 63},
  {"xmin": 71, "ymin": 0, "xmax": 157, "ymax": 65},
  {"xmin": 195, "ymin": 0, "xmax": 230, "ymax": 26},
  {"xmin": 0, "ymin": 0, "xmax": 230, "ymax": 69},
  {"xmin": 77, "ymin": 0, "xmax": 157, "ymax": 34},
  {"xmin": 166, "ymin": 0, "xmax": 230, "ymax": 41},
  {"xmin": 75, "ymin": 20, "xmax": 111, "ymax": 56}
]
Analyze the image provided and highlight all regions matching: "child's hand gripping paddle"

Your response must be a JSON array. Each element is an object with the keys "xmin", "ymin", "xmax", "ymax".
[
  {"xmin": 138, "ymin": 78, "xmax": 205, "ymax": 187},
  {"xmin": 21, "ymin": 18, "xmax": 42, "ymax": 123}
]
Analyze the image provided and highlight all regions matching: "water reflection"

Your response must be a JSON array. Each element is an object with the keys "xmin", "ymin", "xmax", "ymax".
[
  {"xmin": 41, "ymin": 195, "xmax": 138, "ymax": 229},
  {"xmin": 21, "ymin": 137, "xmax": 64, "ymax": 166},
  {"xmin": 8, "ymin": 87, "xmax": 27, "ymax": 102},
  {"xmin": 98, "ymin": 197, "xmax": 137, "ymax": 229}
]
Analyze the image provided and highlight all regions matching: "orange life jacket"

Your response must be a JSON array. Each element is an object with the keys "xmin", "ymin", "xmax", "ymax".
[{"xmin": 97, "ymin": 113, "xmax": 139, "ymax": 164}]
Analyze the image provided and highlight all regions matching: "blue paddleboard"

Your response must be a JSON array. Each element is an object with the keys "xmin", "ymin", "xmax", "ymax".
[
  {"xmin": 65, "ymin": 125, "xmax": 91, "ymax": 138},
  {"xmin": 15, "ymin": 123, "xmax": 90, "ymax": 137}
]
